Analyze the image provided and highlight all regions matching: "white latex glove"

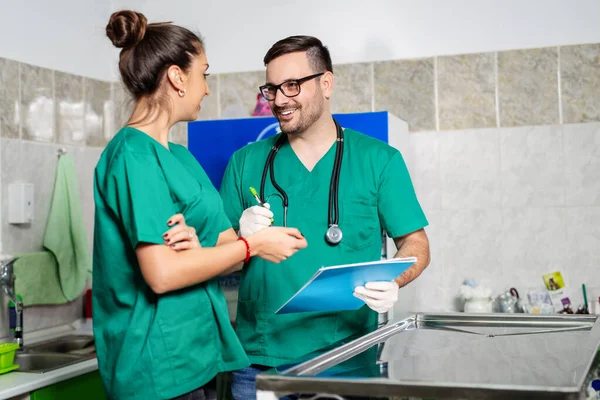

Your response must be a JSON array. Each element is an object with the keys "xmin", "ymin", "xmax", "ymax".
[
  {"xmin": 238, "ymin": 203, "xmax": 273, "ymax": 238},
  {"xmin": 353, "ymin": 281, "xmax": 399, "ymax": 313}
]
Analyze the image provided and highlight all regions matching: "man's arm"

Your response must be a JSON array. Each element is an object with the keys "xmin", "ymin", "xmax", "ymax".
[
  {"xmin": 392, "ymin": 228, "xmax": 430, "ymax": 288},
  {"xmin": 353, "ymin": 228, "xmax": 430, "ymax": 313},
  {"xmin": 353, "ymin": 150, "xmax": 431, "ymax": 313}
]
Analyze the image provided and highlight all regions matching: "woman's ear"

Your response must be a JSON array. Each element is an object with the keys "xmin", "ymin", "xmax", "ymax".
[{"xmin": 166, "ymin": 65, "xmax": 186, "ymax": 91}]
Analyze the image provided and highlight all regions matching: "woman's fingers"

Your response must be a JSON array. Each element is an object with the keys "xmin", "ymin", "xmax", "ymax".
[{"xmin": 166, "ymin": 213, "xmax": 185, "ymax": 227}]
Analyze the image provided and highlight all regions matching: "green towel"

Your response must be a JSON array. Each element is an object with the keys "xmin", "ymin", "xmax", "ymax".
[
  {"xmin": 13, "ymin": 252, "xmax": 69, "ymax": 306},
  {"xmin": 42, "ymin": 154, "xmax": 91, "ymax": 301}
]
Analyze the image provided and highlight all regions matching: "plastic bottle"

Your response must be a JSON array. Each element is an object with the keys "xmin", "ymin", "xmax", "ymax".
[{"xmin": 8, "ymin": 295, "xmax": 22, "ymax": 340}]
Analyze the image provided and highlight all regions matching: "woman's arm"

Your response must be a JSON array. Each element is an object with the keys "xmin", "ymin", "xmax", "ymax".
[
  {"xmin": 216, "ymin": 228, "xmax": 244, "ymax": 275},
  {"xmin": 162, "ymin": 214, "xmax": 243, "ymax": 275},
  {"xmin": 136, "ymin": 239, "xmax": 248, "ymax": 294},
  {"xmin": 137, "ymin": 224, "xmax": 306, "ymax": 294}
]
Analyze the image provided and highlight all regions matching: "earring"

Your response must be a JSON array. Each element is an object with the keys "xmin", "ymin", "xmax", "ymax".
[{"xmin": 178, "ymin": 88, "xmax": 186, "ymax": 97}]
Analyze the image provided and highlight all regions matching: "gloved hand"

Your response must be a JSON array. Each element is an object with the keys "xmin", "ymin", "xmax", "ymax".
[
  {"xmin": 353, "ymin": 281, "xmax": 399, "ymax": 313},
  {"xmin": 238, "ymin": 203, "xmax": 273, "ymax": 238}
]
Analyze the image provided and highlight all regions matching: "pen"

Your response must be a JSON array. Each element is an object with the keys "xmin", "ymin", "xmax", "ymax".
[{"xmin": 249, "ymin": 187, "xmax": 274, "ymax": 223}]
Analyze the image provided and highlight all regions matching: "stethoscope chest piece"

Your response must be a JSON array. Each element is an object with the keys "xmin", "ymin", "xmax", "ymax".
[{"xmin": 325, "ymin": 224, "xmax": 343, "ymax": 245}]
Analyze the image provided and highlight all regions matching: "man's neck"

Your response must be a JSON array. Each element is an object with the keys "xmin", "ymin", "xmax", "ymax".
[{"xmin": 288, "ymin": 115, "xmax": 337, "ymax": 171}]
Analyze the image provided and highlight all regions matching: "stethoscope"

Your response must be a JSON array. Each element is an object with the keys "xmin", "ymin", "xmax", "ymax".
[{"xmin": 259, "ymin": 118, "xmax": 344, "ymax": 245}]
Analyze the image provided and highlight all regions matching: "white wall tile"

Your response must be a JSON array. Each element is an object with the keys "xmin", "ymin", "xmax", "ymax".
[
  {"xmin": 439, "ymin": 128, "xmax": 501, "ymax": 209},
  {"xmin": 407, "ymin": 263, "xmax": 449, "ymax": 313},
  {"xmin": 409, "ymin": 131, "xmax": 441, "ymax": 212},
  {"xmin": 563, "ymin": 123, "xmax": 600, "ymax": 206},
  {"xmin": 500, "ymin": 207, "xmax": 568, "ymax": 292},
  {"xmin": 565, "ymin": 207, "xmax": 600, "ymax": 287},
  {"xmin": 441, "ymin": 209, "xmax": 504, "ymax": 294},
  {"xmin": 1, "ymin": 138, "xmax": 25, "ymax": 254},
  {"xmin": 24, "ymin": 296, "xmax": 83, "ymax": 332},
  {"xmin": 2, "ymin": 141, "xmax": 59, "ymax": 253},
  {"xmin": 500, "ymin": 125, "xmax": 565, "ymax": 207}
]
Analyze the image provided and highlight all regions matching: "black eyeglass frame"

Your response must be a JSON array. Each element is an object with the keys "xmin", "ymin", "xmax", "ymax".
[{"xmin": 259, "ymin": 72, "xmax": 326, "ymax": 101}]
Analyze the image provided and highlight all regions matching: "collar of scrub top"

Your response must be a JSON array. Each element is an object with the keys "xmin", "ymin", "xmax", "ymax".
[{"xmin": 259, "ymin": 118, "xmax": 345, "ymax": 245}]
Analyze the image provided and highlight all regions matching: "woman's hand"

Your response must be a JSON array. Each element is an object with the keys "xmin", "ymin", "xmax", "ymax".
[
  {"xmin": 247, "ymin": 227, "xmax": 307, "ymax": 263},
  {"xmin": 163, "ymin": 214, "xmax": 201, "ymax": 251}
]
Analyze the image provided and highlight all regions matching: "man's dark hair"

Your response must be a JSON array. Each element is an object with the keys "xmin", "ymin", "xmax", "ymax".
[{"xmin": 263, "ymin": 35, "xmax": 333, "ymax": 74}]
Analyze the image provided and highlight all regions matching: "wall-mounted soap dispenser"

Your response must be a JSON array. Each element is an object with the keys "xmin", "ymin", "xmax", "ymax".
[{"xmin": 8, "ymin": 183, "xmax": 34, "ymax": 224}]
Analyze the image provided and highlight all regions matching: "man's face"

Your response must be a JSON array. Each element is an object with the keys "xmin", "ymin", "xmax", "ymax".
[{"xmin": 265, "ymin": 52, "xmax": 325, "ymax": 135}]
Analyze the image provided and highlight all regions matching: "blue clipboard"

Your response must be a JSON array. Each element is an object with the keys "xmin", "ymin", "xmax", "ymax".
[{"xmin": 275, "ymin": 257, "xmax": 417, "ymax": 314}]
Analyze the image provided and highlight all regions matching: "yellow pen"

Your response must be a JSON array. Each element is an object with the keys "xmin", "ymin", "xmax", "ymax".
[{"xmin": 249, "ymin": 187, "xmax": 274, "ymax": 223}]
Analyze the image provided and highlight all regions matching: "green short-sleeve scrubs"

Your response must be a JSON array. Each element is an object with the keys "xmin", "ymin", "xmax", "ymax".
[
  {"xmin": 219, "ymin": 128, "xmax": 428, "ymax": 367},
  {"xmin": 92, "ymin": 127, "xmax": 249, "ymax": 399}
]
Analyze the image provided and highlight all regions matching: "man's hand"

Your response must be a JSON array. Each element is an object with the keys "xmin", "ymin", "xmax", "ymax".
[
  {"xmin": 239, "ymin": 204, "xmax": 273, "ymax": 238},
  {"xmin": 353, "ymin": 280, "xmax": 399, "ymax": 313}
]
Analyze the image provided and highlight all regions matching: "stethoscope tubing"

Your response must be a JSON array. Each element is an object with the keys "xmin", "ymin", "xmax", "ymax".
[{"xmin": 260, "ymin": 118, "xmax": 344, "ymax": 242}]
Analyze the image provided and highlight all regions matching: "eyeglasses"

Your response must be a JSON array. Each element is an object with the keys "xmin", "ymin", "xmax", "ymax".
[{"xmin": 259, "ymin": 72, "xmax": 325, "ymax": 101}]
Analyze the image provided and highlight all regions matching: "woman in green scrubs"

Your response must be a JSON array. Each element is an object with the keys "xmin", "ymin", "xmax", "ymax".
[{"xmin": 93, "ymin": 11, "xmax": 307, "ymax": 400}]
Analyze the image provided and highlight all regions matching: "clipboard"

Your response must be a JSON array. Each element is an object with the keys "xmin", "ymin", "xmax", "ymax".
[{"xmin": 275, "ymin": 257, "xmax": 417, "ymax": 314}]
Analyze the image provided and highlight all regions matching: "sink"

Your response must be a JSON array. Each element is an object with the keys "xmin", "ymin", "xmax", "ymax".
[
  {"xmin": 14, "ymin": 352, "xmax": 89, "ymax": 373},
  {"xmin": 26, "ymin": 335, "xmax": 95, "ymax": 355},
  {"xmin": 10, "ymin": 334, "xmax": 96, "ymax": 373},
  {"xmin": 14, "ymin": 335, "xmax": 96, "ymax": 373}
]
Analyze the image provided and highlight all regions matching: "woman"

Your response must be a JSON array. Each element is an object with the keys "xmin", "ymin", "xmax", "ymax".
[{"xmin": 93, "ymin": 10, "xmax": 307, "ymax": 400}]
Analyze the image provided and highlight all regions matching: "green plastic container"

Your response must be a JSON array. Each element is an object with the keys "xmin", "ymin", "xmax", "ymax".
[{"xmin": 0, "ymin": 343, "xmax": 20, "ymax": 369}]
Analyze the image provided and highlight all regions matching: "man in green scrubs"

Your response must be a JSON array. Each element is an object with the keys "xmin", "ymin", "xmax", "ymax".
[{"xmin": 219, "ymin": 35, "xmax": 430, "ymax": 399}]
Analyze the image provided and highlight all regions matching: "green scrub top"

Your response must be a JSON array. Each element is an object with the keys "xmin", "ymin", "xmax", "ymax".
[
  {"xmin": 219, "ymin": 128, "xmax": 428, "ymax": 367},
  {"xmin": 92, "ymin": 127, "xmax": 249, "ymax": 399}
]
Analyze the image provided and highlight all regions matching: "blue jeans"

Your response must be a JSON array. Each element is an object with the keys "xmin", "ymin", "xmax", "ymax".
[
  {"xmin": 170, "ymin": 386, "xmax": 216, "ymax": 400},
  {"xmin": 232, "ymin": 365, "xmax": 298, "ymax": 400}
]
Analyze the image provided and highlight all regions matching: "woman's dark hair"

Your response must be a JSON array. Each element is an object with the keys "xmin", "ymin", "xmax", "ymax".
[
  {"xmin": 106, "ymin": 10, "xmax": 204, "ymax": 100},
  {"xmin": 263, "ymin": 35, "xmax": 333, "ymax": 74}
]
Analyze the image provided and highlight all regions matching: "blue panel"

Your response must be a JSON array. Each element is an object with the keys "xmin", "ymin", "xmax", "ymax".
[
  {"xmin": 187, "ymin": 111, "xmax": 388, "ymax": 189},
  {"xmin": 333, "ymin": 111, "xmax": 388, "ymax": 143}
]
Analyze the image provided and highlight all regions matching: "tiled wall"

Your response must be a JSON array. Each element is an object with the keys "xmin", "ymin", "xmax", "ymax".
[
  {"xmin": 0, "ymin": 59, "xmax": 108, "ymax": 337},
  {"xmin": 401, "ymin": 123, "xmax": 600, "ymax": 313},
  {"xmin": 0, "ymin": 59, "xmax": 185, "ymax": 338},
  {"xmin": 183, "ymin": 43, "xmax": 600, "ymax": 131}
]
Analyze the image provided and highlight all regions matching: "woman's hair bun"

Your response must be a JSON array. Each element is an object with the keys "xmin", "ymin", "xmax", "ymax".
[{"xmin": 106, "ymin": 10, "xmax": 148, "ymax": 49}]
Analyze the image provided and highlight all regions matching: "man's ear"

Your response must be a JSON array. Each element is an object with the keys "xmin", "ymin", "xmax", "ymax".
[{"xmin": 321, "ymin": 71, "xmax": 334, "ymax": 99}]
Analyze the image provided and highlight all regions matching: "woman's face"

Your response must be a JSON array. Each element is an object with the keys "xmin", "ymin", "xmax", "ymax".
[{"xmin": 180, "ymin": 52, "xmax": 211, "ymax": 121}]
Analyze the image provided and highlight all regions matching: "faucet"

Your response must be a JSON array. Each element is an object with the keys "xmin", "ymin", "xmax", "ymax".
[{"xmin": 0, "ymin": 258, "xmax": 23, "ymax": 348}]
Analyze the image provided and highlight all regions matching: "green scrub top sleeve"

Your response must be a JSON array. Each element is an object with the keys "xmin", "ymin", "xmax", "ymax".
[
  {"xmin": 177, "ymin": 145, "xmax": 232, "ymax": 235},
  {"xmin": 219, "ymin": 154, "xmax": 244, "ymax": 231},
  {"xmin": 377, "ymin": 151, "xmax": 428, "ymax": 238},
  {"xmin": 110, "ymin": 150, "xmax": 179, "ymax": 248},
  {"xmin": 213, "ymin": 197, "xmax": 234, "ymax": 234}
]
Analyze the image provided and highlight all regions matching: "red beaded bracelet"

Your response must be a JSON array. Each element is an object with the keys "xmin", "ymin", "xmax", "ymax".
[{"xmin": 238, "ymin": 237, "xmax": 251, "ymax": 263}]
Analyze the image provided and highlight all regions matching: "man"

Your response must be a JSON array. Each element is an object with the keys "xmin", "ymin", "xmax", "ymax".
[{"xmin": 219, "ymin": 35, "xmax": 430, "ymax": 399}]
